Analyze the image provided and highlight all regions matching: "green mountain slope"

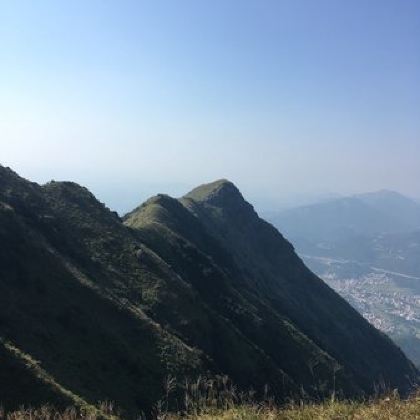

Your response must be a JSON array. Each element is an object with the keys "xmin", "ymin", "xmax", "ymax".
[
  {"xmin": 0, "ymin": 167, "xmax": 204, "ymax": 416},
  {"xmin": 179, "ymin": 181, "xmax": 417, "ymax": 390},
  {"xmin": 0, "ymin": 167, "xmax": 418, "ymax": 416},
  {"xmin": 125, "ymin": 180, "xmax": 417, "ymax": 395}
]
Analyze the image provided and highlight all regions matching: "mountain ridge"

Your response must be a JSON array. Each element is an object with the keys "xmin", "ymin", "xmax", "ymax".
[{"xmin": 0, "ymin": 166, "xmax": 417, "ymax": 416}]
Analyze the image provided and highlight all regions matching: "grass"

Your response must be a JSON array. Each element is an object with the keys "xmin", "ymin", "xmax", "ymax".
[
  {"xmin": 0, "ymin": 402, "xmax": 117, "ymax": 419},
  {"xmin": 2, "ymin": 375, "xmax": 418, "ymax": 420},
  {"xmin": 179, "ymin": 392, "xmax": 420, "ymax": 419},
  {"xmin": 2, "ymin": 391, "xmax": 420, "ymax": 419}
]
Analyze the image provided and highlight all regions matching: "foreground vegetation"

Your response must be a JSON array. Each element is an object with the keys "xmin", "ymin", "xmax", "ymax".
[
  {"xmin": 2, "ymin": 390, "xmax": 420, "ymax": 419},
  {"xmin": 184, "ymin": 392, "xmax": 420, "ymax": 420}
]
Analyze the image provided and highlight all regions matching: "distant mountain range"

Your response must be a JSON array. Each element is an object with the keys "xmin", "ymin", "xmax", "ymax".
[
  {"xmin": 267, "ymin": 190, "xmax": 420, "ymax": 250},
  {"xmin": 265, "ymin": 190, "xmax": 420, "ymax": 367},
  {"xmin": 0, "ymin": 166, "xmax": 417, "ymax": 416}
]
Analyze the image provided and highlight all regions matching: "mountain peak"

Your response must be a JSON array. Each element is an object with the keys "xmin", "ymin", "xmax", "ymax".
[
  {"xmin": 356, "ymin": 189, "xmax": 408, "ymax": 201},
  {"xmin": 0, "ymin": 165, "xmax": 32, "ymax": 187},
  {"xmin": 183, "ymin": 179, "xmax": 242, "ymax": 204},
  {"xmin": 0, "ymin": 164, "xmax": 16, "ymax": 176}
]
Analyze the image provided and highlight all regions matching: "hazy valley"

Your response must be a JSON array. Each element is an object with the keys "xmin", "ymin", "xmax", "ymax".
[{"xmin": 266, "ymin": 191, "xmax": 420, "ymax": 367}]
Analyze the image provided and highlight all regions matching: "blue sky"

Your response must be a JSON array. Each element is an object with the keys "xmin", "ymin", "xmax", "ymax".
[{"xmin": 1, "ymin": 0, "xmax": 419, "ymax": 212}]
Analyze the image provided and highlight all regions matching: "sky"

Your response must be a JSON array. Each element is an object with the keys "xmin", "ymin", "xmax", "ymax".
[{"xmin": 1, "ymin": 0, "xmax": 419, "ymax": 213}]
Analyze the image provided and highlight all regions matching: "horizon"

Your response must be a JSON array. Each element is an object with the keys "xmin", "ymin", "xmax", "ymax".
[
  {"xmin": 1, "ymin": 1, "xmax": 419, "ymax": 212},
  {"xmin": 1, "ymin": 162, "xmax": 418, "ymax": 215}
]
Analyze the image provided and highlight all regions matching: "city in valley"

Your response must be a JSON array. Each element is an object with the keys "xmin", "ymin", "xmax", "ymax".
[{"xmin": 304, "ymin": 255, "xmax": 420, "ymax": 366}]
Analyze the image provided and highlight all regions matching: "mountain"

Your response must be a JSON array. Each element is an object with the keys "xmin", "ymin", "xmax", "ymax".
[
  {"xmin": 356, "ymin": 190, "xmax": 420, "ymax": 230},
  {"xmin": 266, "ymin": 190, "xmax": 420, "ymax": 258},
  {"xmin": 0, "ymin": 167, "xmax": 204, "ymax": 416},
  {"xmin": 0, "ymin": 168, "xmax": 417, "ymax": 416},
  {"xmin": 265, "ymin": 191, "xmax": 420, "ymax": 367}
]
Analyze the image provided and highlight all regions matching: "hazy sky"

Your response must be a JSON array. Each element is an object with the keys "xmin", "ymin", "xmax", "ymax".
[{"xmin": 1, "ymin": 0, "xmax": 419, "ymax": 213}]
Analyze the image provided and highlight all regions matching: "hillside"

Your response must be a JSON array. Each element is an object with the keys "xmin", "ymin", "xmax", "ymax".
[
  {"xmin": 125, "ymin": 179, "xmax": 417, "ymax": 394},
  {"xmin": 0, "ymin": 167, "xmax": 418, "ymax": 416},
  {"xmin": 356, "ymin": 190, "xmax": 420, "ymax": 229},
  {"xmin": 0, "ymin": 166, "xmax": 205, "ymax": 416}
]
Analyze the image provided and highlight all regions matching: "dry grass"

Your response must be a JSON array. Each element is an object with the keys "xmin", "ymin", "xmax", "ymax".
[
  {"xmin": 2, "ymin": 378, "xmax": 419, "ymax": 420},
  {"xmin": 179, "ymin": 390, "xmax": 420, "ymax": 420},
  {"xmin": 3, "ymin": 392, "xmax": 420, "ymax": 419},
  {"xmin": 0, "ymin": 402, "xmax": 118, "ymax": 420}
]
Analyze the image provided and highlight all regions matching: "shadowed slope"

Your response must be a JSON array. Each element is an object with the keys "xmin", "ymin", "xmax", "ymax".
[
  {"xmin": 181, "ymin": 181, "xmax": 418, "ymax": 393},
  {"xmin": 0, "ymin": 167, "xmax": 417, "ymax": 415},
  {"xmin": 125, "ymin": 179, "xmax": 418, "ymax": 397},
  {"xmin": 0, "ymin": 167, "xmax": 204, "ymax": 416}
]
